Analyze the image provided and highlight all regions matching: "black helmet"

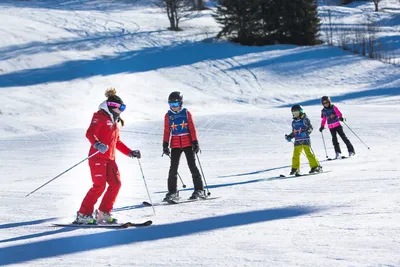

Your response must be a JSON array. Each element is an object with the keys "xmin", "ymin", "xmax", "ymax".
[
  {"xmin": 291, "ymin": 104, "xmax": 303, "ymax": 113},
  {"xmin": 168, "ymin": 91, "xmax": 183, "ymax": 106},
  {"xmin": 321, "ymin": 96, "xmax": 331, "ymax": 104}
]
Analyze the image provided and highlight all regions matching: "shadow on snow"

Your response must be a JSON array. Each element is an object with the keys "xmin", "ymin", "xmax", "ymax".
[
  {"xmin": 0, "ymin": 218, "xmax": 57, "ymax": 230},
  {"xmin": 0, "ymin": 206, "xmax": 320, "ymax": 266},
  {"xmin": 0, "ymin": 41, "xmax": 277, "ymax": 88}
]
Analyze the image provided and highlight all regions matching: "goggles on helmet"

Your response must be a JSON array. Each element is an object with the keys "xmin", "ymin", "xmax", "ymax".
[
  {"xmin": 169, "ymin": 101, "xmax": 180, "ymax": 108},
  {"xmin": 107, "ymin": 102, "xmax": 126, "ymax": 112}
]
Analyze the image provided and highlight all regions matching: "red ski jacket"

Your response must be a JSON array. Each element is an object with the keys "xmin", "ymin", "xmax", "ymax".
[
  {"xmin": 163, "ymin": 108, "xmax": 198, "ymax": 149},
  {"xmin": 86, "ymin": 104, "xmax": 131, "ymax": 160}
]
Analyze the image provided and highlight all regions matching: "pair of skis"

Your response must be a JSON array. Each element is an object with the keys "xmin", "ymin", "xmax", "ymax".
[
  {"xmin": 53, "ymin": 196, "xmax": 219, "ymax": 229},
  {"xmin": 143, "ymin": 196, "xmax": 219, "ymax": 206},
  {"xmin": 327, "ymin": 156, "xmax": 348, "ymax": 161},
  {"xmin": 279, "ymin": 170, "xmax": 332, "ymax": 178},
  {"xmin": 53, "ymin": 220, "xmax": 153, "ymax": 229}
]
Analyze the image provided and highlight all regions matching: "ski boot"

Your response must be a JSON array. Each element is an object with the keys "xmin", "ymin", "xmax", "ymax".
[
  {"xmin": 335, "ymin": 152, "xmax": 341, "ymax": 159},
  {"xmin": 290, "ymin": 168, "xmax": 299, "ymax": 176},
  {"xmin": 349, "ymin": 151, "xmax": 355, "ymax": 157},
  {"xmin": 309, "ymin": 166, "xmax": 322, "ymax": 174},
  {"xmin": 74, "ymin": 212, "xmax": 97, "ymax": 225},
  {"xmin": 163, "ymin": 191, "xmax": 179, "ymax": 202},
  {"xmin": 95, "ymin": 210, "xmax": 118, "ymax": 224},
  {"xmin": 189, "ymin": 190, "xmax": 206, "ymax": 200}
]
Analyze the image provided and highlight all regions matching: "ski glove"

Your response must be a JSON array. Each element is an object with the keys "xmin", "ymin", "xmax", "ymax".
[
  {"xmin": 285, "ymin": 134, "xmax": 292, "ymax": 142},
  {"xmin": 163, "ymin": 142, "xmax": 170, "ymax": 156},
  {"xmin": 319, "ymin": 126, "xmax": 324, "ymax": 132},
  {"xmin": 93, "ymin": 142, "xmax": 108, "ymax": 154},
  {"xmin": 339, "ymin": 117, "xmax": 346, "ymax": 122},
  {"xmin": 129, "ymin": 150, "xmax": 141, "ymax": 159},
  {"xmin": 192, "ymin": 140, "xmax": 200, "ymax": 154}
]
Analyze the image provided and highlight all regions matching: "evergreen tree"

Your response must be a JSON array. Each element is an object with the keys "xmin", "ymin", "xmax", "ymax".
[
  {"xmin": 277, "ymin": 0, "xmax": 320, "ymax": 45},
  {"xmin": 213, "ymin": 0, "xmax": 260, "ymax": 45},
  {"xmin": 213, "ymin": 0, "xmax": 321, "ymax": 46}
]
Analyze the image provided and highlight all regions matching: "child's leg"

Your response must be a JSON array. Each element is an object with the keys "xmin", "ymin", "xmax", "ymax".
[
  {"xmin": 303, "ymin": 145, "xmax": 319, "ymax": 168},
  {"xmin": 183, "ymin": 146, "xmax": 204, "ymax": 190},
  {"xmin": 337, "ymin": 126, "xmax": 355, "ymax": 153},
  {"xmin": 329, "ymin": 127, "xmax": 341, "ymax": 153},
  {"xmin": 292, "ymin": 146, "xmax": 303, "ymax": 170},
  {"xmin": 168, "ymin": 148, "xmax": 183, "ymax": 193}
]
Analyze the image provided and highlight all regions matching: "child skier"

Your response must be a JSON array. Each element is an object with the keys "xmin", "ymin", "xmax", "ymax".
[
  {"xmin": 285, "ymin": 105, "xmax": 322, "ymax": 176},
  {"xmin": 162, "ymin": 91, "xmax": 204, "ymax": 201},
  {"xmin": 319, "ymin": 96, "xmax": 355, "ymax": 159},
  {"xmin": 75, "ymin": 88, "xmax": 141, "ymax": 225}
]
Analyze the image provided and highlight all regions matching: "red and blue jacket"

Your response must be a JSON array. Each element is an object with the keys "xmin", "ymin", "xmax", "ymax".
[
  {"xmin": 288, "ymin": 113, "xmax": 313, "ymax": 146},
  {"xmin": 163, "ymin": 108, "xmax": 198, "ymax": 149}
]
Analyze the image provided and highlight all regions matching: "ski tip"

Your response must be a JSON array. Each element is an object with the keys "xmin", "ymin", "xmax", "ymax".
[
  {"xmin": 122, "ymin": 220, "xmax": 153, "ymax": 228},
  {"xmin": 279, "ymin": 174, "xmax": 286, "ymax": 177},
  {"xmin": 142, "ymin": 201, "xmax": 152, "ymax": 206}
]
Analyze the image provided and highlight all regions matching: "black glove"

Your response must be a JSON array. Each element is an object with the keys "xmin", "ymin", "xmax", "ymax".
[
  {"xmin": 163, "ymin": 142, "xmax": 170, "ymax": 156},
  {"xmin": 192, "ymin": 140, "xmax": 200, "ymax": 154},
  {"xmin": 339, "ymin": 117, "xmax": 345, "ymax": 122},
  {"xmin": 319, "ymin": 126, "xmax": 324, "ymax": 132},
  {"xmin": 285, "ymin": 134, "xmax": 291, "ymax": 142},
  {"xmin": 129, "ymin": 150, "xmax": 141, "ymax": 159}
]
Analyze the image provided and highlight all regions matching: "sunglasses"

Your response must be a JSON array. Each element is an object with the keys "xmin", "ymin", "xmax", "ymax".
[
  {"xmin": 107, "ymin": 102, "xmax": 126, "ymax": 112},
  {"xmin": 169, "ymin": 102, "xmax": 180, "ymax": 108},
  {"xmin": 322, "ymin": 101, "xmax": 329, "ymax": 105}
]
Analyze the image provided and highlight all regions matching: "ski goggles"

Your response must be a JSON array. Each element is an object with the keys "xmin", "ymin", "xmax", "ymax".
[
  {"xmin": 107, "ymin": 102, "xmax": 126, "ymax": 112},
  {"xmin": 168, "ymin": 102, "xmax": 180, "ymax": 108},
  {"xmin": 322, "ymin": 101, "xmax": 329, "ymax": 105}
]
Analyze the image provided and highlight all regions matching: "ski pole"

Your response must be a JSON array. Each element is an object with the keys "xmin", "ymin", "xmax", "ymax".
[
  {"xmin": 342, "ymin": 121, "xmax": 370, "ymax": 150},
  {"xmin": 137, "ymin": 158, "xmax": 156, "ymax": 215},
  {"xmin": 196, "ymin": 153, "xmax": 211, "ymax": 196},
  {"xmin": 309, "ymin": 145, "xmax": 321, "ymax": 167},
  {"xmin": 321, "ymin": 131, "xmax": 329, "ymax": 158},
  {"xmin": 25, "ymin": 151, "xmax": 100, "ymax": 197},
  {"xmin": 162, "ymin": 154, "xmax": 186, "ymax": 188}
]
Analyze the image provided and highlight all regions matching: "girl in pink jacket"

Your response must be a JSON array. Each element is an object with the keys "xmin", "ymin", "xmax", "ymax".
[{"xmin": 319, "ymin": 96, "xmax": 355, "ymax": 159}]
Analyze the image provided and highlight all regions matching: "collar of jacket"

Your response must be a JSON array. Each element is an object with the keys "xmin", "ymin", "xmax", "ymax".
[{"xmin": 98, "ymin": 100, "xmax": 116, "ymax": 123}]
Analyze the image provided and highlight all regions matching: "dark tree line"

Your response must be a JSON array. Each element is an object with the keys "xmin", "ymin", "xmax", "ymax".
[{"xmin": 213, "ymin": 0, "xmax": 321, "ymax": 46}]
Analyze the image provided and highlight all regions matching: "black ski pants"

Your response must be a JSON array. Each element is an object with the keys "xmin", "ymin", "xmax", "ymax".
[
  {"xmin": 168, "ymin": 146, "xmax": 203, "ymax": 193},
  {"xmin": 329, "ymin": 125, "xmax": 355, "ymax": 154}
]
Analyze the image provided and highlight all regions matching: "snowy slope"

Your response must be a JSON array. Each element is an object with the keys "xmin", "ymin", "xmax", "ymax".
[{"xmin": 0, "ymin": 1, "xmax": 399, "ymax": 266}]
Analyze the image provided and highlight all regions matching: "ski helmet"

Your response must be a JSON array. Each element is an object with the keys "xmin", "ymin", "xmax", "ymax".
[
  {"xmin": 168, "ymin": 91, "xmax": 183, "ymax": 106},
  {"xmin": 321, "ymin": 96, "xmax": 331, "ymax": 105},
  {"xmin": 291, "ymin": 104, "xmax": 303, "ymax": 113}
]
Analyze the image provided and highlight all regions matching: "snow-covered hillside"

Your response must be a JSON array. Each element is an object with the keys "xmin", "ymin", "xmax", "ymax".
[{"xmin": 0, "ymin": 1, "xmax": 399, "ymax": 266}]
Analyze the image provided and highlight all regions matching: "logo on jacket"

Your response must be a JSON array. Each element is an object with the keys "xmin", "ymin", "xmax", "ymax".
[{"xmin": 180, "ymin": 121, "xmax": 187, "ymax": 129}]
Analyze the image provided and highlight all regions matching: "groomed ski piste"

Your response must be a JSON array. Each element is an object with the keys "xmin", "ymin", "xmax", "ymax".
[{"xmin": 0, "ymin": 0, "xmax": 399, "ymax": 266}]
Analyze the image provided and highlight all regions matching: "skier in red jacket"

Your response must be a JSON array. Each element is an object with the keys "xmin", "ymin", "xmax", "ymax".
[
  {"xmin": 163, "ymin": 91, "xmax": 204, "ymax": 201},
  {"xmin": 75, "ymin": 88, "xmax": 141, "ymax": 225}
]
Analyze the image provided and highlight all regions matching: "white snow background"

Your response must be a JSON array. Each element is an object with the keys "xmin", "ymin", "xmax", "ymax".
[{"xmin": 0, "ymin": 0, "xmax": 399, "ymax": 266}]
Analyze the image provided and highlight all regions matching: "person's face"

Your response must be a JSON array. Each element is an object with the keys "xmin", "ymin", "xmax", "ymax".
[
  {"xmin": 112, "ymin": 108, "xmax": 122, "ymax": 114},
  {"xmin": 169, "ymin": 101, "xmax": 180, "ymax": 112},
  {"xmin": 322, "ymin": 101, "xmax": 330, "ymax": 107}
]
